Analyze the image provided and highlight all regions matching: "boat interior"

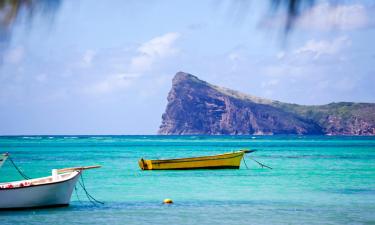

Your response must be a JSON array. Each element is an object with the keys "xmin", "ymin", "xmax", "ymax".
[{"xmin": 0, "ymin": 171, "xmax": 79, "ymax": 188}]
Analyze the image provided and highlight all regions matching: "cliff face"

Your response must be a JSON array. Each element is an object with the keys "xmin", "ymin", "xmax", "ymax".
[{"xmin": 158, "ymin": 72, "xmax": 375, "ymax": 135}]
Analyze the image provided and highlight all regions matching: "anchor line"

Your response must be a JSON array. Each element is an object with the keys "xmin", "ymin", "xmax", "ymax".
[
  {"xmin": 74, "ymin": 185, "xmax": 82, "ymax": 204},
  {"xmin": 78, "ymin": 171, "xmax": 104, "ymax": 205},
  {"xmin": 8, "ymin": 156, "xmax": 31, "ymax": 180},
  {"xmin": 249, "ymin": 158, "xmax": 273, "ymax": 170},
  {"xmin": 242, "ymin": 156, "xmax": 249, "ymax": 169}
]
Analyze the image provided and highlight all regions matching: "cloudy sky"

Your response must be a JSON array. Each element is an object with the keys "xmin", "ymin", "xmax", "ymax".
[{"xmin": 1, "ymin": 0, "xmax": 374, "ymax": 135}]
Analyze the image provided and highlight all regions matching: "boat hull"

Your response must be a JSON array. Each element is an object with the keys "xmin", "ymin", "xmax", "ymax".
[
  {"xmin": 139, "ymin": 151, "xmax": 245, "ymax": 170},
  {"xmin": 0, "ymin": 172, "xmax": 80, "ymax": 209}
]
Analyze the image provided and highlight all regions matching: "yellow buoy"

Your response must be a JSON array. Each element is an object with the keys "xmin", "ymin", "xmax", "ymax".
[{"xmin": 163, "ymin": 198, "xmax": 173, "ymax": 204}]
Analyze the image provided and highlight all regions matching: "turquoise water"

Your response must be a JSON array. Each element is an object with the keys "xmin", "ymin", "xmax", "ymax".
[{"xmin": 0, "ymin": 135, "xmax": 374, "ymax": 224}]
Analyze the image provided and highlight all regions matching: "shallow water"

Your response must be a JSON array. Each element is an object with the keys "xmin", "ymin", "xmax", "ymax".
[{"xmin": 1, "ymin": 135, "xmax": 374, "ymax": 224}]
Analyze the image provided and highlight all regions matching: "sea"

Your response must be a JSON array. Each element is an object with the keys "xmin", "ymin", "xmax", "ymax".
[{"xmin": 0, "ymin": 135, "xmax": 374, "ymax": 225}]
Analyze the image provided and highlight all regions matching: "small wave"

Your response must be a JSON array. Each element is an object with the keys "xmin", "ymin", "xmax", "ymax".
[
  {"xmin": 89, "ymin": 137, "xmax": 107, "ymax": 139},
  {"xmin": 21, "ymin": 136, "xmax": 42, "ymax": 139}
]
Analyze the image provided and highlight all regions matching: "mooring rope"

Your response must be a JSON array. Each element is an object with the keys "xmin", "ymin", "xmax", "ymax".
[
  {"xmin": 242, "ymin": 156, "xmax": 249, "ymax": 169},
  {"xmin": 243, "ymin": 155, "xmax": 273, "ymax": 170},
  {"xmin": 249, "ymin": 158, "xmax": 273, "ymax": 169},
  {"xmin": 74, "ymin": 185, "xmax": 83, "ymax": 204},
  {"xmin": 78, "ymin": 172, "xmax": 104, "ymax": 205},
  {"xmin": 8, "ymin": 156, "xmax": 32, "ymax": 180}
]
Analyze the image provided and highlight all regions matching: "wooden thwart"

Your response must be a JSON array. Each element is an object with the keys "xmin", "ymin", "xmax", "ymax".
[{"xmin": 57, "ymin": 165, "xmax": 101, "ymax": 173}]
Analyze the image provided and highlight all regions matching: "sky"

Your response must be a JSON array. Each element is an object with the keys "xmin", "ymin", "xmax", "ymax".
[{"xmin": 0, "ymin": 0, "xmax": 374, "ymax": 135}]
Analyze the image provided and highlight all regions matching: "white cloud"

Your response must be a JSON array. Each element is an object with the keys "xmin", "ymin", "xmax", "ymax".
[
  {"xmin": 35, "ymin": 74, "xmax": 47, "ymax": 83},
  {"xmin": 227, "ymin": 52, "xmax": 245, "ymax": 71},
  {"xmin": 228, "ymin": 52, "xmax": 242, "ymax": 62},
  {"xmin": 4, "ymin": 47, "xmax": 25, "ymax": 64},
  {"xmin": 294, "ymin": 36, "xmax": 351, "ymax": 59},
  {"xmin": 130, "ymin": 32, "xmax": 180, "ymax": 72},
  {"xmin": 334, "ymin": 76, "xmax": 358, "ymax": 91},
  {"xmin": 81, "ymin": 32, "xmax": 181, "ymax": 96},
  {"xmin": 84, "ymin": 73, "xmax": 133, "ymax": 95},
  {"xmin": 261, "ymin": 78, "xmax": 280, "ymax": 91},
  {"xmin": 276, "ymin": 51, "xmax": 285, "ymax": 60},
  {"xmin": 263, "ymin": 64, "xmax": 306, "ymax": 78},
  {"xmin": 81, "ymin": 50, "xmax": 96, "ymax": 67},
  {"xmin": 297, "ymin": 3, "xmax": 369, "ymax": 30}
]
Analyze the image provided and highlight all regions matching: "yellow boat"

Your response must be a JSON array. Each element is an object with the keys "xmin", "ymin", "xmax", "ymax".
[{"xmin": 138, "ymin": 150, "xmax": 254, "ymax": 170}]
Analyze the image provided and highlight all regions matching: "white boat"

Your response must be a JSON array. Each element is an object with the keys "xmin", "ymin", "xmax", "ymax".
[
  {"xmin": 0, "ymin": 171, "xmax": 81, "ymax": 209},
  {"xmin": 0, "ymin": 153, "xmax": 101, "ymax": 209}
]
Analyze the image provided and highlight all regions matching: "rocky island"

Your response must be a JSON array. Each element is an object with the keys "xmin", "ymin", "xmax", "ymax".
[{"xmin": 159, "ymin": 72, "xmax": 375, "ymax": 135}]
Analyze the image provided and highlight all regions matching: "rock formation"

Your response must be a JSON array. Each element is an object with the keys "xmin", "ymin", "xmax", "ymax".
[{"xmin": 159, "ymin": 72, "xmax": 375, "ymax": 135}]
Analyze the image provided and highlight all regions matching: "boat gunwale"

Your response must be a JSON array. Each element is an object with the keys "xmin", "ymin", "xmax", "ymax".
[
  {"xmin": 148, "ymin": 166, "xmax": 240, "ymax": 170},
  {"xmin": 144, "ymin": 151, "xmax": 245, "ymax": 164},
  {"xmin": 0, "ymin": 171, "xmax": 81, "ymax": 191}
]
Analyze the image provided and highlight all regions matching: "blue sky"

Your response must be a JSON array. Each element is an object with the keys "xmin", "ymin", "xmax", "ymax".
[{"xmin": 0, "ymin": 0, "xmax": 374, "ymax": 135}]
